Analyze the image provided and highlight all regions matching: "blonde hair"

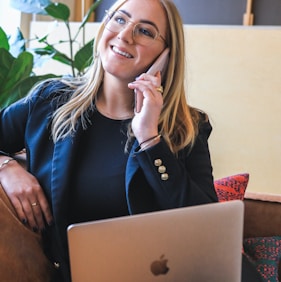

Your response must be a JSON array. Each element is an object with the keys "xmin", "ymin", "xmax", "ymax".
[{"xmin": 51, "ymin": 0, "xmax": 202, "ymax": 154}]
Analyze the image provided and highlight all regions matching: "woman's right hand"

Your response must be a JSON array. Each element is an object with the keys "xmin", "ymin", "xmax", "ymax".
[{"xmin": 0, "ymin": 158, "xmax": 53, "ymax": 232}]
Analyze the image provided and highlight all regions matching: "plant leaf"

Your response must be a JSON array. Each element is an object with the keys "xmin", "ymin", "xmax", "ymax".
[
  {"xmin": 0, "ymin": 27, "xmax": 9, "ymax": 50},
  {"xmin": 9, "ymin": 28, "xmax": 26, "ymax": 57},
  {"xmin": 0, "ymin": 49, "xmax": 15, "ymax": 85},
  {"xmin": 0, "ymin": 74, "xmax": 58, "ymax": 108},
  {"xmin": 45, "ymin": 3, "xmax": 70, "ymax": 21},
  {"xmin": 74, "ymin": 38, "xmax": 94, "ymax": 73},
  {"xmin": 33, "ymin": 45, "xmax": 72, "ymax": 66},
  {"xmin": 10, "ymin": 0, "xmax": 51, "ymax": 14},
  {"xmin": 1, "ymin": 52, "xmax": 33, "ymax": 93}
]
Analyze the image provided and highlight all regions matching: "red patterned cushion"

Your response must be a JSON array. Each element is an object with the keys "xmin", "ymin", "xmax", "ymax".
[
  {"xmin": 243, "ymin": 236, "xmax": 281, "ymax": 282},
  {"xmin": 214, "ymin": 173, "xmax": 249, "ymax": 202}
]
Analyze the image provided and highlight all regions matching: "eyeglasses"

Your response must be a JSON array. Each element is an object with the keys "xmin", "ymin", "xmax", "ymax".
[{"xmin": 105, "ymin": 10, "xmax": 166, "ymax": 46}]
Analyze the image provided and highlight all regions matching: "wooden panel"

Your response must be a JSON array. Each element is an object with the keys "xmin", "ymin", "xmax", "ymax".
[{"xmin": 74, "ymin": 0, "xmax": 94, "ymax": 22}]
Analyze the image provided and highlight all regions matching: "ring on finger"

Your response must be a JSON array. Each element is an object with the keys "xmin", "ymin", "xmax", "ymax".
[
  {"xmin": 156, "ymin": 86, "xmax": 164, "ymax": 94},
  {"xmin": 31, "ymin": 202, "xmax": 39, "ymax": 207}
]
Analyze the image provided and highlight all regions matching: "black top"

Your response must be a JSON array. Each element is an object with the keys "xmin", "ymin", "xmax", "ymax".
[{"xmin": 68, "ymin": 110, "xmax": 131, "ymax": 224}]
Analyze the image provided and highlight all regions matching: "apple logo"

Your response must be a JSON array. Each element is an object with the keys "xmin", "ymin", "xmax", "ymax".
[{"xmin": 150, "ymin": 254, "xmax": 170, "ymax": 276}]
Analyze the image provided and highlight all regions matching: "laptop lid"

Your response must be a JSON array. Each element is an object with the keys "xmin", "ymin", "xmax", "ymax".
[{"xmin": 67, "ymin": 200, "xmax": 244, "ymax": 282}]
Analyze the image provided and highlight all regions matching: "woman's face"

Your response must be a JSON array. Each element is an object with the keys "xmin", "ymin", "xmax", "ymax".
[{"xmin": 98, "ymin": 0, "xmax": 168, "ymax": 81}]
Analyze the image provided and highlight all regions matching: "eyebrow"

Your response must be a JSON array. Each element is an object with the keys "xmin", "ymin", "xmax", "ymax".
[{"xmin": 118, "ymin": 9, "xmax": 160, "ymax": 31}]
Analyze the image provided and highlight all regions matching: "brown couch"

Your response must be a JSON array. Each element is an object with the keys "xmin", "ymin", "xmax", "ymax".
[{"xmin": 243, "ymin": 192, "xmax": 281, "ymax": 279}]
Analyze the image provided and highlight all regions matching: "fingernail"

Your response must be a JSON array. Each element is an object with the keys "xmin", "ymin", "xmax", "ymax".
[
  {"xmin": 22, "ymin": 219, "xmax": 27, "ymax": 225},
  {"xmin": 48, "ymin": 220, "xmax": 54, "ymax": 227}
]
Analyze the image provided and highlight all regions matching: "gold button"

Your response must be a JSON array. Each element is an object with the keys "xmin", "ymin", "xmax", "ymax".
[
  {"xmin": 161, "ymin": 173, "xmax": 169, "ymax": 181},
  {"xmin": 53, "ymin": 262, "xmax": 60, "ymax": 269},
  {"xmin": 158, "ymin": 165, "xmax": 166, "ymax": 173},
  {"xmin": 154, "ymin": 159, "xmax": 162, "ymax": 166}
]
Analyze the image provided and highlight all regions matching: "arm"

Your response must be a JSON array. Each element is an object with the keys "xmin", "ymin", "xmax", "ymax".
[
  {"xmin": 0, "ymin": 83, "xmax": 56, "ymax": 231},
  {"xmin": 126, "ymin": 119, "xmax": 218, "ymax": 214}
]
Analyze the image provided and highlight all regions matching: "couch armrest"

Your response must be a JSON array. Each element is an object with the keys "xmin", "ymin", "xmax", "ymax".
[{"xmin": 243, "ymin": 192, "xmax": 281, "ymax": 238}]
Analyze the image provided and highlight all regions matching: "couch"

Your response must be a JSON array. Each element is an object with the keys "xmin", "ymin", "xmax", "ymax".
[
  {"xmin": 243, "ymin": 192, "xmax": 281, "ymax": 281},
  {"xmin": 5, "ymin": 153, "xmax": 281, "ymax": 281}
]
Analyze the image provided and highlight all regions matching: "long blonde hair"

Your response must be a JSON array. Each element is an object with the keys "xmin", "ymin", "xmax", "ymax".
[{"xmin": 51, "ymin": 0, "xmax": 202, "ymax": 154}]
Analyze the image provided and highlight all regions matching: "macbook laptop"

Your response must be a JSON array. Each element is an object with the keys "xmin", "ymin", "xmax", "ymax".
[{"xmin": 67, "ymin": 200, "xmax": 244, "ymax": 282}]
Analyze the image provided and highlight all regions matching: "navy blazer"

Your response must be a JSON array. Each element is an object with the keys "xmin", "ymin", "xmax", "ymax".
[{"xmin": 0, "ymin": 81, "xmax": 218, "ymax": 281}]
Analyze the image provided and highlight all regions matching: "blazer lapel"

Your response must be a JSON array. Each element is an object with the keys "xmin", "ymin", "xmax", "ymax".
[{"xmin": 51, "ymin": 127, "xmax": 82, "ymax": 224}]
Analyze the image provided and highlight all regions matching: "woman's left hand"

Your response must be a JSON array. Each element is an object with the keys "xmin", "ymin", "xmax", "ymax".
[{"xmin": 128, "ymin": 71, "xmax": 163, "ymax": 144}]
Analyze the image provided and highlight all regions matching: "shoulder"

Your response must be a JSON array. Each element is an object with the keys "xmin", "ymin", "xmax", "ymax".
[
  {"xmin": 26, "ymin": 78, "xmax": 73, "ymax": 104},
  {"xmin": 191, "ymin": 108, "xmax": 212, "ymax": 139},
  {"xmin": 198, "ymin": 112, "xmax": 212, "ymax": 138}
]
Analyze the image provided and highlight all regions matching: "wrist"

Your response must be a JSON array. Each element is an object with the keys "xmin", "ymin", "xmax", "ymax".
[
  {"xmin": 0, "ymin": 158, "xmax": 16, "ymax": 170},
  {"xmin": 139, "ymin": 134, "xmax": 160, "ymax": 146},
  {"xmin": 140, "ymin": 134, "xmax": 161, "ymax": 151}
]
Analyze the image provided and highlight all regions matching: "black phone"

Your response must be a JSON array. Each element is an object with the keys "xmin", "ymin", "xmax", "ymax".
[{"xmin": 135, "ymin": 48, "xmax": 170, "ymax": 113}]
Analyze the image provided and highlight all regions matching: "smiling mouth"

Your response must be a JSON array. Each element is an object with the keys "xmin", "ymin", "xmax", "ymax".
[{"xmin": 112, "ymin": 46, "xmax": 133, "ymax": 58}]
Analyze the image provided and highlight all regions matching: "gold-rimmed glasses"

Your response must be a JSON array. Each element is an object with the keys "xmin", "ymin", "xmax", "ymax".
[{"xmin": 105, "ymin": 10, "xmax": 166, "ymax": 46}]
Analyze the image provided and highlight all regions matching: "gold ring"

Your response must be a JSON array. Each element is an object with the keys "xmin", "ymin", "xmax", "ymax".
[
  {"xmin": 156, "ymin": 86, "xmax": 163, "ymax": 94},
  {"xmin": 31, "ymin": 202, "xmax": 38, "ymax": 207}
]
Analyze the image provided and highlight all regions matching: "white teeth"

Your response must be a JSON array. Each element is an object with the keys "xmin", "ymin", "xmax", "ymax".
[{"xmin": 112, "ymin": 46, "xmax": 132, "ymax": 58}]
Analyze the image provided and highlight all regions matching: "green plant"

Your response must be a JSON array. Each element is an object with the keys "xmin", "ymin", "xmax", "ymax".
[
  {"xmin": 0, "ymin": 0, "xmax": 102, "ymax": 108},
  {"xmin": 14, "ymin": 0, "xmax": 103, "ymax": 77},
  {"xmin": 0, "ymin": 27, "xmax": 55, "ymax": 108}
]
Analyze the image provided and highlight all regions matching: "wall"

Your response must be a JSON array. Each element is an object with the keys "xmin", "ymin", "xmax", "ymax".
[
  {"xmin": 184, "ymin": 25, "xmax": 281, "ymax": 195},
  {"xmin": 29, "ymin": 22, "xmax": 281, "ymax": 194},
  {"xmin": 94, "ymin": 0, "xmax": 281, "ymax": 25}
]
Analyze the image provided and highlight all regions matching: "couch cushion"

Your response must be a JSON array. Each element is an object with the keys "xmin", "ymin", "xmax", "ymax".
[
  {"xmin": 243, "ymin": 236, "xmax": 281, "ymax": 282},
  {"xmin": 214, "ymin": 173, "xmax": 249, "ymax": 202}
]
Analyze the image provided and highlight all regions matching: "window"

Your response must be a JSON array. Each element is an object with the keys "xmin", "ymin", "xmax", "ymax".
[{"xmin": 0, "ymin": 2, "xmax": 21, "ymax": 35}]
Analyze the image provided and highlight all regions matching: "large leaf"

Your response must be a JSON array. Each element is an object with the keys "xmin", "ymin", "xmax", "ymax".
[
  {"xmin": 0, "ymin": 49, "xmax": 14, "ymax": 80},
  {"xmin": 10, "ymin": 0, "xmax": 51, "ymax": 14},
  {"xmin": 1, "ymin": 51, "xmax": 33, "ymax": 93},
  {"xmin": 45, "ymin": 3, "xmax": 70, "ymax": 21},
  {"xmin": 0, "ymin": 74, "xmax": 58, "ymax": 108},
  {"xmin": 0, "ymin": 28, "xmax": 9, "ymax": 50},
  {"xmin": 74, "ymin": 38, "xmax": 94, "ymax": 73}
]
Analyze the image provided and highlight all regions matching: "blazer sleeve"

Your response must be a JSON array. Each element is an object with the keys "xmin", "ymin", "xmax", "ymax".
[
  {"xmin": 0, "ymin": 80, "xmax": 68, "ymax": 154},
  {"xmin": 126, "ymin": 118, "xmax": 218, "ymax": 214}
]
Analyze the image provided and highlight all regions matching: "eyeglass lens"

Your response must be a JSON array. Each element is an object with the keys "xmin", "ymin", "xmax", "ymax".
[{"xmin": 105, "ymin": 11, "xmax": 160, "ymax": 46}]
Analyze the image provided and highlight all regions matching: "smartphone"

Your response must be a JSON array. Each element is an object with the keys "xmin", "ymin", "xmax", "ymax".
[
  {"xmin": 135, "ymin": 48, "xmax": 170, "ymax": 113},
  {"xmin": 146, "ymin": 48, "xmax": 170, "ymax": 76}
]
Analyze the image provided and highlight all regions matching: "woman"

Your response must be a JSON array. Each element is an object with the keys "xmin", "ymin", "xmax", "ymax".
[{"xmin": 0, "ymin": 0, "xmax": 218, "ymax": 280}]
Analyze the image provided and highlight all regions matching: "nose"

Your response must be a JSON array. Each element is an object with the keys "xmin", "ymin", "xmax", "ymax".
[{"xmin": 117, "ymin": 23, "xmax": 134, "ymax": 44}]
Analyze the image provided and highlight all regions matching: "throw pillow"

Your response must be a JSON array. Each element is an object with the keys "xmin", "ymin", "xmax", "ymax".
[
  {"xmin": 243, "ymin": 236, "xmax": 281, "ymax": 282},
  {"xmin": 214, "ymin": 173, "xmax": 249, "ymax": 202}
]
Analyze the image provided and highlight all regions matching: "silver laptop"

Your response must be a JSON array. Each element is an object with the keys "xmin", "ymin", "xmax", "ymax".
[{"xmin": 67, "ymin": 200, "xmax": 244, "ymax": 282}]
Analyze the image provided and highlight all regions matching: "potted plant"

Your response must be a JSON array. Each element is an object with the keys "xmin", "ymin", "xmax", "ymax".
[{"xmin": 0, "ymin": 0, "xmax": 102, "ymax": 109}]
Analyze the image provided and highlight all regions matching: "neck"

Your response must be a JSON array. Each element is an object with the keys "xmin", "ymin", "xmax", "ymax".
[{"xmin": 95, "ymin": 74, "xmax": 134, "ymax": 120}]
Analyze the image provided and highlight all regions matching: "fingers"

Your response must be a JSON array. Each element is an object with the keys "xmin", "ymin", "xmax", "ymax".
[
  {"xmin": 20, "ymin": 197, "xmax": 43, "ymax": 232},
  {"xmin": 5, "ymin": 179, "xmax": 53, "ymax": 233},
  {"xmin": 17, "ymin": 185, "xmax": 53, "ymax": 232},
  {"xmin": 129, "ymin": 80, "xmax": 163, "ymax": 111},
  {"xmin": 137, "ymin": 70, "xmax": 162, "ymax": 85},
  {"xmin": 0, "ymin": 159, "xmax": 53, "ymax": 233},
  {"xmin": 129, "ymin": 71, "xmax": 163, "ymax": 97}
]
